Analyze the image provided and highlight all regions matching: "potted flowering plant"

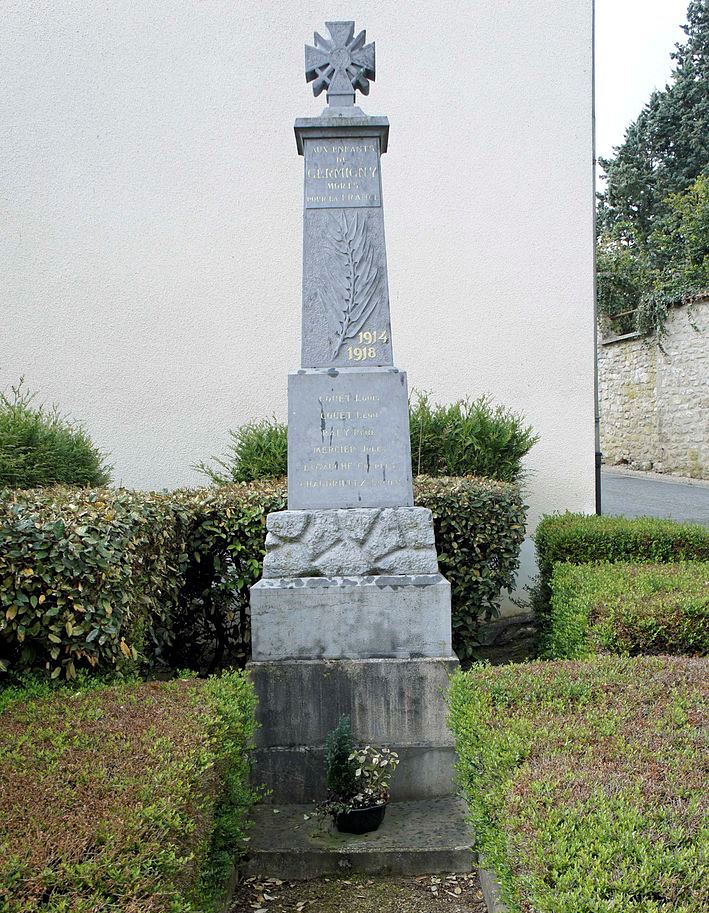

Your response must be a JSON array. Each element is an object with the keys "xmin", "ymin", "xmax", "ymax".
[{"xmin": 318, "ymin": 716, "xmax": 400, "ymax": 834}]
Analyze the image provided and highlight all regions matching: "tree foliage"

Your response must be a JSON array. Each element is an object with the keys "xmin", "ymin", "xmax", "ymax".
[{"xmin": 597, "ymin": 1, "xmax": 709, "ymax": 336}]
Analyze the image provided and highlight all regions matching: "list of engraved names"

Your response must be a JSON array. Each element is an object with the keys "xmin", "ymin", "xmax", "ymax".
[{"xmin": 298, "ymin": 391, "xmax": 402, "ymax": 493}]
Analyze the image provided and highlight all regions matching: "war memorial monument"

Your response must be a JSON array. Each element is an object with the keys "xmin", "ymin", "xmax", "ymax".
[{"xmin": 247, "ymin": 21, "xmax": 472, "ymax": 875}]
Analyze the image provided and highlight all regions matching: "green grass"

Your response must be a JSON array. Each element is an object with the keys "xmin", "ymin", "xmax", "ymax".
[
  {"xmin": 0, "ymin": 671, "xmax": 256, "ymax": 912},
  {"xmin": 449, "ymin": 656, "xmax": 708, "ymax": 913},
  {"xmin": 545, "ymin": 561, "xmax": 709, "ymax": 659}
]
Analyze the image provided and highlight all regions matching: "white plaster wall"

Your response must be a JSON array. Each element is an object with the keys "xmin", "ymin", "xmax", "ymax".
[{"xmin": 1, "ymin": 0, "xmax": 596, "ymax": 605}]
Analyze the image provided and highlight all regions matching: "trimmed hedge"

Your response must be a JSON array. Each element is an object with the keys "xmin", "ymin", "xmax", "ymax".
[
  {"xmin": 0, "ymin": 488, "xmax": 182, "ymax": 679},
  {"xmin": 0, "ymin": 670, "xmax": 257, "ymax": 912},
  {"xmin": 545, "ymin": 561, "xmax": 709, "ymax": 659},
  {"xmin": 449, "ymin": 656, "xmax": 708, "ymax": 913},
  {"xmin": 1, "ymin": 476, "xmax": 526, "ymax": 675},
  {"xmin": 415, "ymin": 475, "xmax": 527, "ymax": 659},
  {"xmin": 532, "ymin": 512, "xmax": 709, "ymax": 628}
]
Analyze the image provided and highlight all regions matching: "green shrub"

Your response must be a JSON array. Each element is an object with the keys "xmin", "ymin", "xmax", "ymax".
[
  {"xmin": 449, "ymin": 655, "xmax": 708, "ymax": 913},
  {"xmin": 197, "ymin": 394, "xmax": 538, "ymax": 485},
  {"xmin": 0, "ymin": 671, "xmax": 256, "ymax": 912},
  {"xmin": 196, "ymin": 417, "xmax": 288, "ymax": 484},
  {"xmin": 545, "ymin": 561, "xmax": 709, "ymax": 659},
  {"xmin": 409, "ymin": 393, "xmax": 538, "ymax": 482},
  {"xmin": 531, "ymin": 512, "xmax": 709, "ymax": 629},
  {"xmin": 167, "ymin": 481, "xmax": 287, "ymax": 673},
  {"xmin": 324, "ymin": 715, "xmax": 357, "ymax": 800},
  {"xmin": 0, "ymin": 381, "xmax": 110, "ymax": 489},
  {"xmin": 1, "ymin": 476, "xmax": 526, "ymax": 675},
  {"xmin": 415, "ymin": 475, "xmax": 527, "ymax": 659},
  {"xmin": 0, "ymin": 487, "xmax": 182, "ymax": 679}
]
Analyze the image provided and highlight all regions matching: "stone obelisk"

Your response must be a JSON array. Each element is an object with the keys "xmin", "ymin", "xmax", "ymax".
[{"xmin": 249, "ymin": 21, "xmax": 458, "ymax": 806}]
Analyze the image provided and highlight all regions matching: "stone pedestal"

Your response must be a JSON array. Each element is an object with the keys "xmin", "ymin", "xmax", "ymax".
[
  {"xmin": 249, "ymin": 507, "xmax": 459, "ymax": 804},
  {"xmin": 250, "ymin": 656, "xmax": 458, "ymax": 804},
  {"xmin": 251, "ymin": 574, "xmax": 452, "ymax": 661}
]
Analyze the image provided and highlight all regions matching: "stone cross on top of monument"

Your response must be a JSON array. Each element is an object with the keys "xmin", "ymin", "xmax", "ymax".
[{"xmin": 305, "ymin": 21, "xmax": 375, "ymax": 109}]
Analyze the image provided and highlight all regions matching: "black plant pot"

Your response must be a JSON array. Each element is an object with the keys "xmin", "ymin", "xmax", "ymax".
[{"xmin": 335, "ymin": 803, "xmax": 387, "ymax": 834}]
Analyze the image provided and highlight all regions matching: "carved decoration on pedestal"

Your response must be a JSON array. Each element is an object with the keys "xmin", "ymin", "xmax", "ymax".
[{"xmin": 319, "ymin": 211, "xmax": 381, "ymax": 357}]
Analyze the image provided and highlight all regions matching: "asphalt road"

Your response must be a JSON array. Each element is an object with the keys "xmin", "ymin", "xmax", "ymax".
[{"xmin": 601, "ymin": 468, "xmax": 709, "ymax": 526}]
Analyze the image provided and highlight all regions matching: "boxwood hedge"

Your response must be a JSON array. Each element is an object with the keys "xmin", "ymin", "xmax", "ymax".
[
  {"xmin": 0, "ymin": 670, "xmax": 256, "ymax": 912},
  {"xmin": 532, "ymin": 512, "xmax": 709, "ymax": 629},
  {"xmin": 449, "ymin": 656, "xmax": 708, "ymax": 913},
  {"xmin": 0, "ymin": 475, "xmax": 526, "ymax": 675},
  {"xmin": 545, "ymin": 561, "xmax": 709, "ymax": 659}
]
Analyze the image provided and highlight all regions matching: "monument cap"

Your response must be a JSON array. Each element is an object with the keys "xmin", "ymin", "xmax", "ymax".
[{"xmin": 305, "ymin": 21, "xmax": 376, "ymax": 113}]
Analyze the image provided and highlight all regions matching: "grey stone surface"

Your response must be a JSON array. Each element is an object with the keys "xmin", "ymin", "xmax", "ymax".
[
  {"xmin": 249, "ymin": 655, "xmax": 460, "ymax": 803},
  {"xmin": 302, "ymin": 207, "xmax": 393, "ymax": 366},
  {"xmin": 294, "ymin": 117, "xmax": 389, "ymax": 155},
  {"xmin": 250, "ymin": 574, "xmax": 452, "ymax": 661},
  {"xmin": 305, "ymin": 21, "xmax": 376, "ymax": 109},
  {"xmin": 250, "ymin": 656, "xmax": 459, "ymax": 746},
  {"xmin": 242, "ymin": 797, "xmax": 474, "ymax": 879},
  {"xmin": 263, "ymin": 506, "xmax": 437, "ymax": 577},
  {"xmin": 288, "ymin": 368, "xmax": 413, "ymax": 509},
  {"xmin": 253, "ymin": 745, "xmax": 458, "ymax": 804},
  {"xmin": 602, "ymin": 467, "xmax": 709, "ymax": 525}
]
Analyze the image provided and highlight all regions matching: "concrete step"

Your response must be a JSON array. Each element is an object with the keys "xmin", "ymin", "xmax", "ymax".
[{"xmin": 242, "ymin": 796, "xmax": 474, "ymax": 880}]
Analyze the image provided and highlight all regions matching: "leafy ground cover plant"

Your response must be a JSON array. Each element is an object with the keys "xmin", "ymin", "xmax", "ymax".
[
  {"xmin": 1, "ymin": 476, "xmax": 525, "ymax": 675},
  {"xmin": 0, "ymin": 381, "xmax": 110, "ymax": 489},
  {"xmin": 197, "ymin": 393, "xmax": 537, "ymax": 485},
  {"xmin": 545, "ymin": 561, "xmax": 709, "ymax": 659},
  {"xmin": 0, "ymin": 670, "xmax": 257, "ymax": 913},
  {"xmin": 449, "ymin": 655, "xmax": 708, "ymax": 913},
  {"xmin": 531, "ymin": 512, "xmax": 709, "ymax": 630}
]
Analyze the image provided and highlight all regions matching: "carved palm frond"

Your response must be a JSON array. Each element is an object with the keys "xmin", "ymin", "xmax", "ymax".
[{"xmin": 321, "ymin": 211, "xmax": 380, "ymax": 357}]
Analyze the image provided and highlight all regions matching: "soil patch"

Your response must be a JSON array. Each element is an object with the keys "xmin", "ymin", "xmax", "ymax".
[{"xmin": 230, "ymin": 872, "xmax": 486, "ymax": 913}]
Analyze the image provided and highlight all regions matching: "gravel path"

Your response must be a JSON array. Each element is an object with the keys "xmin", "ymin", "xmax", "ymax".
[{"xmin": 230, "ymin": 872, "xmax": 487, "ymax": 913}]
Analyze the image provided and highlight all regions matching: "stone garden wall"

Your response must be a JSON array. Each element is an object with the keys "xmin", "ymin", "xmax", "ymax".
[{"xmin": 598, "ymin": 297, "xmax": 708, "ymax": 479}]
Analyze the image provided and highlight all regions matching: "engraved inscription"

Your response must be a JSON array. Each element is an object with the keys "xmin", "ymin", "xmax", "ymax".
[
  {"xmin": 302, "ymin": 391, "xmax": 401, "ymax": 491},
  {"xmin": 288, "ymin": 371, "xmax": 414, "ymax": 509},
  {"xmin": 304, "ymin": 139, "xmax": 381, "ymax": 209}
]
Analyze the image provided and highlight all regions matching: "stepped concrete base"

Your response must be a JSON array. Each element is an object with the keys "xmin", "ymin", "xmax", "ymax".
[
  {"xmin": 250, "ymin": 656, "xmax": 459, "ymax": 803},
  {"xmin": 254, "ymin": 744, "xmax": 457, "ymax": 803},
  {"xmin": 250, "ymin": 574, "xmax": 452, "ymax": 661},
  {"xmin": 243, "ymin": 797, "xmax": 474, "ymax": 879}
]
